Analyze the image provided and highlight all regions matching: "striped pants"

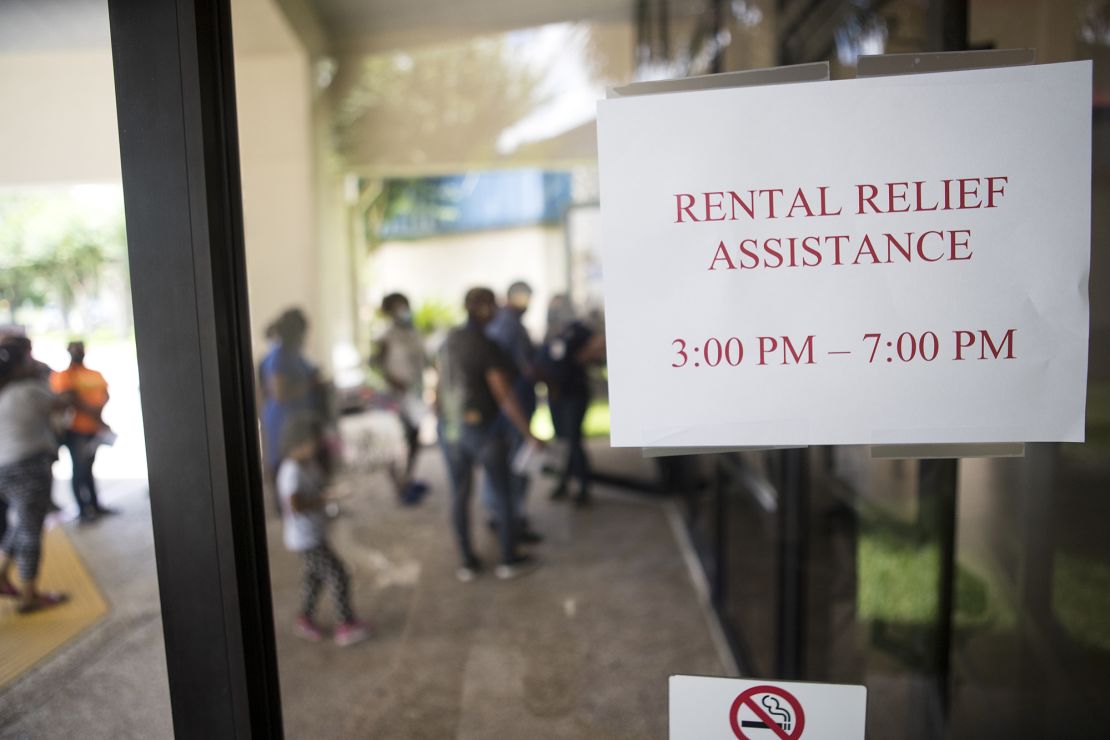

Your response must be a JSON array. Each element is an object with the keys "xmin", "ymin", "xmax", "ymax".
[
  {"xmin": 300, "ymin": 543, "xmax": 353, "ymax": 623},
  {"xmin": 0, "ymin": 454, "xmax": 54, "ymax": 583}
]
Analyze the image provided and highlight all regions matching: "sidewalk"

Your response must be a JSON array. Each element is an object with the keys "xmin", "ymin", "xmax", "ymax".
[
  {"xmin": 0, "ymin": 442, "xmax": 727, "ymax": 739},
  {"xmin": 0, "ymin": 479, "xmax": 173, "ymax": 740},
  {"xmin": 270, "ymin": 441, "xmax": 728, "ymax": 739}
]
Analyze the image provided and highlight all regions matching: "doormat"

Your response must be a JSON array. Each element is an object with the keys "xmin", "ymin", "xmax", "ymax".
[{"xmin": 0, "ymin": 525, "xmax": 109, "ymax": 690}]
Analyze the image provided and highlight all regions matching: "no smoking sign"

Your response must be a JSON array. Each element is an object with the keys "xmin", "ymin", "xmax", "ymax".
[
  {"xmin": 730, "ymin": 685, "xmax": 805, "ymax": 739},
  {"xmin": 671, "ymin": 675, "xmax": 866, "ymax": 740}
]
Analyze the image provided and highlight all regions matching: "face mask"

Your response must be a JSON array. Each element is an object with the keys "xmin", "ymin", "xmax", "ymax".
[{"xmin": 396, "ymin": 309, "xmax": 413, "ymax": 325}]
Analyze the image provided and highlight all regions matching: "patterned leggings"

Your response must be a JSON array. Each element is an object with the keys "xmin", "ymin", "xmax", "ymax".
[
  {"xmin": 300, "ymin": 543, "xmax": 353, "ymax": 623},
  {"xmin": 0, "ymin": 454, "xmax": 54, "ymax": 583}
]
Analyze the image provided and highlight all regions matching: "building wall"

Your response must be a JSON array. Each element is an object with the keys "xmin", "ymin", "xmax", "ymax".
[
  {"xmin": 0, "ymin": 48, "xmax": 121, "ymax": 185},
  {"xmin": 234, "ymin": 51, "xmax": 321, "ymax": 362},
  {"xmin": 0, "ymin": 0, "xmax": 349, "ymax": 376},
  {"xmin": 370, "ymin": 226, "xmax": 568, "ymax": 340}
]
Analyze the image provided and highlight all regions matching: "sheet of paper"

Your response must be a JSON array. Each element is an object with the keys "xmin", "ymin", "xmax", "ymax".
[
  {"xmin": 670, "ymin": 675, "xmax": 866, "ymax": 740},
  {"xmin": 597, "ymin": 62, "xmax": 1091, "ymax": 447}
]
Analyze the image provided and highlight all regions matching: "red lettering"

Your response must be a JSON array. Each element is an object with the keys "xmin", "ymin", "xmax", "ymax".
[
  {"xmin": 985, "ymin": 176, "xmax": 1007, "ymax": 208},
  {"xmin": 704, "ymin": 191, "xmax": 726, "ymax": 221},
  {"xmin": 817, "ymin": 186, "xmax": 842, "ymax": 216},
  {"xmin": 738, "ymin": 239, "xmax": 760, "ymax": 269},
  {"xmin": 730, "ymin": 191, "xmax": 756, "ymax": 220},
  {"xmin": 857, "ymin": 184, "xmax": 880, "ymax": 214},
  {"xmin": 913, "ymin": 180, "xmax": 939, "ymax": 211},
  {"xmin": 887, "ymin": 182, "xmax": 910, "ymax": 213},
  {"xmin": 708, "ymin": 241, "xmax": 736, "ymax": 270},
  {"xmin": 676, "ymin": 193, "xmax": 697, "ymax": 222},
  {"xmin": 852, "ymin": 234, "xmax": 881, "ymax": 265},
  {"xmin": 954, "ymin": 330, "xmax": 975, "ymax": 360},
  {"xmin": 884, "ymin": 233, "xmax": 913, "ymax": 263},
  {"xmin": 958, "ymin": 178, "xmax": 981, "ymax": 209},
  {"xmin": 764, "ymin": 238, "xmax": 784, "ymax": 268},
  {"xmin": 801, "ymin": 236, "xmax": 822, "ymax": 267},
  {"xmin": 786, "ymin": 190, "xmax": 814, "ymax": 218},
  {"xmin": 980, "ymin": 329, "xmax": 1016, "ymax": 360},
  {"xmin": 949, "ymin": 229, "xmax": 973, "ymax": 260},
  {"xmin": 759, "ymin": 188, "xmax": 785, "ymax": 218},
  {"xmin": 916, "ymin": 230, "xmax": 945, "ymax": 262},
  {"xmin": 758, "ymin": 337, "xmax": 778, "ymax": 365},
  {"xmin": 827, "ymin": 235, "xmax": 849, "ymax": 265},
  {"xmin": 783, "ymin": 336, "xmax": 816, "ymax": 365}
]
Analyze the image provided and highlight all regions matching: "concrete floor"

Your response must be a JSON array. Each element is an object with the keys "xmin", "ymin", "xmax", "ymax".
[
  {"xmin": 0, "ymin": 442, "xmax": 728, "ymax": 739},
  {"xmin": 270, "ymin": 443, "xmax": 728, "ymax": 739},
  {"xmin": 0, "ymin": 479, "xmax": 173, "ymax": 740}
]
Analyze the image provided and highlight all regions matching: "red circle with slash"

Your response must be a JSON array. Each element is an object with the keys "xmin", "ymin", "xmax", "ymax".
[{"xmin": 729, "ymin": 685, "xmax": 806, "ymax": 740}]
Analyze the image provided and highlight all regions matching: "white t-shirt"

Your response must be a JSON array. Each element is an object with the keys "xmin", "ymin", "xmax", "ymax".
[
  {"xmin": 276, "ymin": 458, "xmax": 327, "ymax": 552},
  {"xmin": 379, "ymin": 324, "xmax": 425, "ymax": 391},
  {"xmin": 0, "ymin": 380, "xmax": 57, "ymax": 467}
]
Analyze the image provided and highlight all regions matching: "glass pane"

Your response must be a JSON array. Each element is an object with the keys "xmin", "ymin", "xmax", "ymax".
[
  {"xmin": 232, "ymin": 3, "xmax": 735, "ymax": 737},
  {"xmin": 0, "ymin": 1, "xmax": 171, "ymax": 735},
  {"xmin": 229, "ymin": 1, "xmax": 1108, "ymax": 738}
]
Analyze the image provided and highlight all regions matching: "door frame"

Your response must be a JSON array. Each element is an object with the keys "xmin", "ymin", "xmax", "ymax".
[{"xmin": 107, "ymin": 0, "xmax": 283, "ymax": 736}]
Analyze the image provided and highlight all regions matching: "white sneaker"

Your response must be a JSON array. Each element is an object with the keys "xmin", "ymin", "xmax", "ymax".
[
  {"xmin": 456, "ymin": 559, "xmax": 482, "ymax": 583},
  {"xmin": 494, "ymin": 556, "xmax": 538, "ymax": 580}
]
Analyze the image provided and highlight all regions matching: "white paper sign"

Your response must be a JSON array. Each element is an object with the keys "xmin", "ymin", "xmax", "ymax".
[
  {"xmin": 670, "ymin": 675, "xmax": 866, "ymax": 740},
  {"xmin": 597, "ymin": 62, "xmax": 1091, "ymax": 447}
]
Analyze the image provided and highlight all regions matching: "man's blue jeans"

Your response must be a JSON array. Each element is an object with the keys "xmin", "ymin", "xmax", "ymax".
[
  {"xmin": 480, "ymin": 381, "xmax": 535, "ymax": 523},
  {"xmin": 440, "ymin": 422, "xmax": 516, "ymax": 565},
  {"xmin": 64, "ymin": 431, "xmax": 100, "ymax": 515}
]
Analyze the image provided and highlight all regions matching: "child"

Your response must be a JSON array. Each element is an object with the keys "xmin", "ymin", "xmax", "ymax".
[{"xmin": 278, "ymin": 416, "xmax": 370, "ymax": 646}]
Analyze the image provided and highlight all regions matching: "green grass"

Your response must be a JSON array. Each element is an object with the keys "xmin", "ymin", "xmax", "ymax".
[
  {"xmin": 1062, "ymin": 381, "xmax": 1110, "ymax": 463},
  {"xmin": 1054, "ymin": 552, "xmax": 1110, "ymax": 652},
  {"xmin": 857, "ymin": 527, "xmax": 1002, "ymax": 630},
  {"xmin": 531, "ymin": 399, "xmax": 611, "ymax": 441}
]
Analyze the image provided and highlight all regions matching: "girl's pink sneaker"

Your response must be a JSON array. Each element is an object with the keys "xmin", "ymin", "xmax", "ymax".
[
  {"xmin": 334, "ymin": 621, "xmax": 371, "ymax": 647},
  {"xmin": 294, "ymin": 615, "xmax": 324, "ymax": 642}
]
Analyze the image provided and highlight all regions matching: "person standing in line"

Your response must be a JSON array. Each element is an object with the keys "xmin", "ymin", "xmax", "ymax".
[
  {"xmin": 437, "ymin": 287, "xmax": 543, "ymax": 582},
  {"xmin": 259, "ymin": 308, "xmax": 322, "ymax": 509},
  {"xmin": 278, "ymin": 415, "xmax": 370, "ymax": 647},
  {"xmin": 482, "ymin": 281, "xmax": 542, "ymax": 543},
  {"xmin": 1, "ymin": 332, "xmax": 61, "ymax": 520},
  {"xmin": 370, "ymin": 292, "xmax": 429, "ymax": 505},
  {"xmin": 50, "ymin": 341, "xmax": 114, "ymax": 523},
  {"xmin": 0, "ymin": 341, "xmax": 69, "ymax": 613},
  {"xmin": 0, "ymin": 328, "xmax": 55, "ymax": 383},
  {"xmin": 541, "ymin": 296, "xmax": 605, "ymax": 507}
]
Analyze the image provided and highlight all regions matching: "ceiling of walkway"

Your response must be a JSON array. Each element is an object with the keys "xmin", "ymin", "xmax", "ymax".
[
  {"xmin": 302, "ymin": 0, "xmax": 708, "ymax": 53},
  {"xmin": 313, "ymin": 0, "xmax": 632, "ymax": 37}
]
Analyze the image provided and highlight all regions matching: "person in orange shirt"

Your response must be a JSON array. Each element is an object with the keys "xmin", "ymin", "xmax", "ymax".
[{"xmin": 50, "ymin": 341, "xmax": 113, "ymax": 522}]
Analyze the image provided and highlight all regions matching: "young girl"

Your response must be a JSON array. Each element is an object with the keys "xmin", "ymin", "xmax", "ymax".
[{"xmin": 278, "ymin": 416, "xmax": 369, "ymax": 646}]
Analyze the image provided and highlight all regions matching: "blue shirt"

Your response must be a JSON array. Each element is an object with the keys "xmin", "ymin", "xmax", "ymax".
[
  {"xmin": 259, "ymin": 344, "xmax": 316, "ymax": 472},
  {"xmin": 486, "ymin": 307, "xmax": 536, "ymax": 416}
]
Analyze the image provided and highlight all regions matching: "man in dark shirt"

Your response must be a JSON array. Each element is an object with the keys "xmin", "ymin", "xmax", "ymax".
[
  {"xmin": 482, "ymin": 281, "xmax": 542, "ymax": 542},
  {"xmin": 437, "ymin": 287, "xmax": 542, "ymax": 581},
  {"xmin": 541, "ymin": 297, "xmax": 605, "ymax": 506}
]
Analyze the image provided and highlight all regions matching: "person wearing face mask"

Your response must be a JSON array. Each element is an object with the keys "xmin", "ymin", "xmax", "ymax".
[
  {"xmin": 50, "ymin": 340, "xmax": 114, "ymax": 522},
  {"xmin": 371, "ymin": 293, "xmax": 429, "ymax": 505},
  {"xmin": 436, "ymin": 287, "xmax": 543, "ymax": 581}
]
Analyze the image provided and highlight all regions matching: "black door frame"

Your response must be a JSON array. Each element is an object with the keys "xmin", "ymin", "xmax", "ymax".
[{"xmin": 107, "ymin": 0, "xmax": 283, "ymax": 736}]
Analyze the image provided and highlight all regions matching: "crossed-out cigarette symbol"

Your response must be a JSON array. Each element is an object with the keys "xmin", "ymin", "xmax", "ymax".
[{"xmin": 729, "ymin": 685, "xmax": 806, "ymax": 740}]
